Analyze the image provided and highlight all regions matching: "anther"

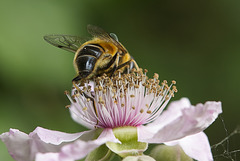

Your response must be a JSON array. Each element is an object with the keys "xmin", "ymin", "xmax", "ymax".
[
  {"xmin": 172, "ymin": 80, "xmax": 176, "ymax": 84},
  {"xmin": 130, "ymin": 94, "xmax": 135, "ymax": 98},
  {"xmin": 65, "ymin": 105, "xmax": 71, "ymax": 108},
  {"xmin": 94, "ymin": 87, "xmax": 98, "ymax": 92},
  {"xmin": 103, "ymin": 89, "xmax": 106, "ymax": 94},
  {"xmin": 154, "ymin": 73, "xmax": 159, "ymax": 79},
  {"xmin": 165, "ymin": 96, "xmax": 169, "ymax": 101},
  {"xmin": 120, "ymin": 93, "xmax": 124, "ymax": 98},
  {"xmin": 72, "ymin": 98, "xmax": 76, "ymax": 103},
  {"xmin": 140, "ymin": 109, "xmax": 144, "ymax": 113},
  {"xmin": 134, "ymin": 84, "xmax": 139, "ymax": 88},
  {"xmin": 64, "ymin": 90, "xmax": 70, "ymax": 95},
  {"xmin": 82, "ymin": 86, "xmax": 87, "ymax": 91},
  {"xmin": 98, "ymin": 86, "xmax": 103, "ymax": 91},
  {"xmin": 147, "ymin": 110, "xmax": 152, "ymax": 114},
  {"xmin": 172, "ymin": 86, "xmax": 178, "ymax": 92}
]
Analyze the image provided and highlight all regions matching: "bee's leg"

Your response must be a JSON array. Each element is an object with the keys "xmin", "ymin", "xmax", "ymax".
[
  {"xmin": 72, "ymin": 75, "xmax": 81, "ymax": 83},
  {"xmin": 72, "ymin": 81, "xmax": 98, "ymax": 127},
  {"xmin": 131, "ymin": 59, "xmax": 139, "ymax": 70},
  {"xmin": 116, "ymin": 59, "xmax": 139, "ymax": 71},
  {"xmin": 105, "ymin": 53, "xmax": 120, "ymax": 77},
  {"xmin": 82, "ymin": 92, "xmax": 98, "ymax": 115},
  {"xmin": 82, "ymin": 92, "xmax": 98, "ymax": 128}
]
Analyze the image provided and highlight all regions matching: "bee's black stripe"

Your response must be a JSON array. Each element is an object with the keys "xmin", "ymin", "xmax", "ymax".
[
  {"xmin": 77, "ymin": 44, "xmax": 103, "ymax": 58},
  {"xmin": 91, "ymin": 43, "xmax": 105, "ymax": 52}
]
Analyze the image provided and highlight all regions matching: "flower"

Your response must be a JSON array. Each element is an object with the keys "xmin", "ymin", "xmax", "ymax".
[{"xmin": 0, "ymin": 70, "xmax": 222, "ymax": 161}]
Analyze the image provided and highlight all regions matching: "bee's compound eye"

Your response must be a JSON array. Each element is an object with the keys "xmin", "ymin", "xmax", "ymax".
[{"xmin": 76, "ymin": 56, "xmax": 96, "ymax": 72}]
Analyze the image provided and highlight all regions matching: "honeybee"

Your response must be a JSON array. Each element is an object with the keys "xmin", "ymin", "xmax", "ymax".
[{"xmin": 44, "ymin": 25, "xmax": 139, "ymax": 83}]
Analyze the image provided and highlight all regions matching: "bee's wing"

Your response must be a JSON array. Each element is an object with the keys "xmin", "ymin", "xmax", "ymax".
[
  {"xmin": 44, "ymin": 35, "xmax": 87, "ymax": 53},
  {"xmin": 87, "ymin": 25, "xmax": 128, "ymax": 54}
]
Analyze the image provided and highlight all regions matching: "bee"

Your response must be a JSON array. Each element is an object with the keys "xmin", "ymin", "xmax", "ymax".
[{"xmin": 44, "ymin": 25, "xmax": 139, "ymax": 83}]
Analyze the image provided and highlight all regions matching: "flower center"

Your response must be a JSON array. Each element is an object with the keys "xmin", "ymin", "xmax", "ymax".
[{"xmin": 65, "ymin": 69, "xmax": 177, "ymax": 128}]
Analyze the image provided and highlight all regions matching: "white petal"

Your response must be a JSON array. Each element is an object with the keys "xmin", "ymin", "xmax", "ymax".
[
  {"xmin": 31, "ymin": 127, "xmax": 87, "ymax": 144},
  {"xmin": 36, "ymin": 128, "xmax": 119, "ymax": 161},
  {"xmin": 0, "ymin": 129, "xmax": 32, "ymax": 161},
  {"xmin": 165, "ymin": 132, "xmax": 213, "ymax": 161},
  {"xmin": 137, "ymin": 98, "xmax": 192, "ymax": 140},
  {"xmin": 0, "ymin": 127, "xmax": 94, "ymax": 161},
  {"xmin": 36, "ymin": 153, "xmax": 60, "ymax": 161},
  {"xmin": 69, "ymin": 81, "xmax": 96, "ymax": 129},
  {"xmin": 69, "ymin": 107, "xmax": 95, "ymax": 129},
  {"xmin": 147, "ymin": 97, "xmax": 191, "ymax": 128},
  {"xmin": 138, "ymin": 100, "xmax": 222, "ymax": 143}
]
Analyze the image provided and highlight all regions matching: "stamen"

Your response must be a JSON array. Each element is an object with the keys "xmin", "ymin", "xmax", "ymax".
[
  {"xmin": 130, "ymin": 94, "xmax": 135, "ymax": 98},
  {"xmin": 147, "ymin": 110, "xmax": 152, "ymax": 114},
  {"xmin": 64, "ymin": 90, "xmax": 69, "ymax": 95},
  {"xmin": 65, "ymin": 105, "xmax": 71, "ymax": 108},
  {"xmin": 66, "ymin": 69, "xmax": 177, "ymax": 128}
]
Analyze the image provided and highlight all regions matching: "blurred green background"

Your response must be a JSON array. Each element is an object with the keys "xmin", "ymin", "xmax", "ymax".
[{"xmin": 0, "ymin": 0, "xmax": 239, "ymax": 161}]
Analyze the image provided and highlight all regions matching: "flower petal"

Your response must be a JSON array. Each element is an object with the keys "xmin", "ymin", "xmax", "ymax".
[
  {"xmin": 35, "ymin": 153, "xmax": 59, "ymax": 161},
  {"xmin": 0, "ymin": 129, "xmax": 32, "ymax": 161},
  {"xmin": 69, "ymin": 82, "xmax": 96, "ymax": 130},
  {"xmin": 165, "ymin": 132, "xmax": 213, "ymax": 161},
  {"xmin": 35, "ymin": 128, "xmax": 120, "ymax": 161},
  {"xmin": 146, "ymin": 98, "xmax": 191, "ymax": 128},
  {"xmin": 69, "ymin": 106, "xmax": 95, "ymax": 129},
  {"xmin": 138, "ymin": 99, "xmax": 222, "ymax": 143},
  {"xmin": 31, "ymin": 127, "xmax": 88, "ymax": 145},
  {"xmin": 0, "ymin": 127, "xmax": 94, "ymax": 161}
]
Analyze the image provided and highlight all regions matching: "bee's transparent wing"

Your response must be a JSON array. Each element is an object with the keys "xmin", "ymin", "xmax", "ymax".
[
  {"xmin": 87, "ymin": 25, "xmax": 127, "ymax": 54},
  {"xmin": 44, "ymin": 35, "xmax": 86, "ymax": 53}
]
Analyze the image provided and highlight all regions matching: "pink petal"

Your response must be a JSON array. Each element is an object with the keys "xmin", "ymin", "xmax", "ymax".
[
  {"xmin": 147, "ymin": 98, "xmax": 191, "ymax": 128},
  {"xmin": 69, "ymin": 107, "xmax": 95, "ymax": 129},
  {"xmin": 31, "ymin": 127, "xmax": 87, "ymax": 144},
  {"xmin": 69, "ymin": 81, "xmax": 96, "ymax": 130},
  {"xmin": 0, "ymin": 129, "xmax": 32, "ymax": 161},
  {"xmin": 0, "ymin": 127, "xmax": 94, "ymax": 161},
  {"xmin": 165, "ymin": 132, "xmax": 213, "ymax": 161},
  {"xmin": 35, "ymin": 128, "xmax": 119, "ymax": 161},
  {"xmin": 36, "ymin": 153, "xmax": 59, "ymax": 161},
  {"xmin": 138, "ymin": 100, "xmax": 222, "ymax": 143}
]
